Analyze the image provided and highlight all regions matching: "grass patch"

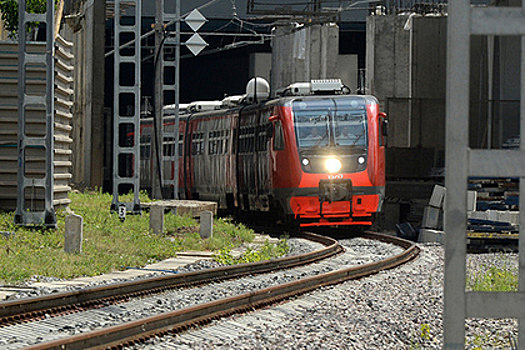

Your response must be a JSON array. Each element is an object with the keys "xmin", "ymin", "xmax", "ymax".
[
  {"xmin": 0, "ymin": 190, "xmax": 259, "ymax": 285},
  {"xmin": 467, "ymin": 254, "xmax": 518, "ymax": 292},
  {"xmin": 213, "ymin": 239, "xmax": 289, "ymax": 265}
]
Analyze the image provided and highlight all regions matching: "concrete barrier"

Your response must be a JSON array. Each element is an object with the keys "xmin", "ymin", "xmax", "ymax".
[
  {"xmin": 150, "ymin": 205, "xmax": 165, "ymax": 235},
  {"xmin": 65, "ymin": 214, "xmax": 83, "ymax": 253},
  {"xmin": 199, "ymin": 210, "xmax": 213, "ymax": 239}
]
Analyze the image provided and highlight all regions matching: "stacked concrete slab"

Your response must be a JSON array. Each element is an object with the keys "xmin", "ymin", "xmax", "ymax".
[
  {"xmin": 469, "ymin": 210, "xmax": 519, "ymax": 226},
  {"xmin": 419, "ymin": 185, "xmax": 446, "ymax": 243}
]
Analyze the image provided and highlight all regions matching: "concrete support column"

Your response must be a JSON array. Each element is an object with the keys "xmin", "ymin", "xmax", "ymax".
[{"xmin": 87, "ymin": 0, "xmax": 106, "ymax": 188}]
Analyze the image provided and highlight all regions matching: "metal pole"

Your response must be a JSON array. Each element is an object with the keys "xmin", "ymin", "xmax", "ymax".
[
  {"xmin": 152, "ymin": 0, "xmax": 164, "ymax": 199},
  {"xmin": 174, "ymin": 0, "xmax": 180, "ymax": 199}
]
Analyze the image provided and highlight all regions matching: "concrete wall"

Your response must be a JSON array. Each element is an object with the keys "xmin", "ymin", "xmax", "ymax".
[
  {"xmin": 366, "ymin": 14, "xmax": 411, "ymax": 104},
  {"xmin": 249, "ymin": 52, "xmax": 272, "ymax": 82},
  {"xmin": 270, "ymin": 23, "xmax": 340, "ymax": 93},
  {"xmin": 337, "ymin": 54, "xmax": 358, "ymax": 92},
  {"xmin": 366, "ymin": 14, "xmax": 411, "ymax": 148},
  {"xmin": 367, "ymin": 14, "xmax": 517, "ymax": 155},
  {"xmin": 411, "ymin": 16, "xmax": 446, "ymax": 150}
]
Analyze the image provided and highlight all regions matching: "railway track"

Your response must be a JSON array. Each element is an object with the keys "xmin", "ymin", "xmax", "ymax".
[{"xmin": 0, "ymin": 231, "xmax": 419, "ymax": 350}]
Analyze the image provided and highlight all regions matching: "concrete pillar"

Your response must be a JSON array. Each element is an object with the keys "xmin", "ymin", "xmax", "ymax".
[
  {"xmin": 88, "ymin": 0, "xmax": 106, "ymax": 188},
  {"xmin": 65, "ymin": 214, "xmax": 83, "ymax": 253},
  {"xmin": 199, "ymin": 211, "xmax": 213, "ymax": 239},
  {"xmin": 150, "ymin": 205, "xmax": 164, "ymax": 234}
]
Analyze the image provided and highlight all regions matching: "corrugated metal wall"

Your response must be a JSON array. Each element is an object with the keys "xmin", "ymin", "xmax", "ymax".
[{"xmin": 0, "ymin": 36, "xmax": 74, "ymax": 212}]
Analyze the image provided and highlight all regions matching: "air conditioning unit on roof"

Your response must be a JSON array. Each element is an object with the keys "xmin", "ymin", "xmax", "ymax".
[{"xmin": 310, "ymin": 79, "xmax": 343, "ymax": 92}]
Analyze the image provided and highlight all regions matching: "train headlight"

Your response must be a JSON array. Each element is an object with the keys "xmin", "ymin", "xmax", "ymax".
[
  {"xmin": 325, "ymin": 158, "xmax": 342, "ymax": 173},
  {"xmin": 302, "ymin": 158, "xmax": 310, "ymax": 166},
  {"xmin": 358, "ymin": 156, "xmax": 366, "ymax": 165}
]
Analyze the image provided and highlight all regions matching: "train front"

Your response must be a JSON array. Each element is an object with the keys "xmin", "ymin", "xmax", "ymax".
[{"xmin": 275, "ymin": 90, "xmax": 386, "ymax": 228}]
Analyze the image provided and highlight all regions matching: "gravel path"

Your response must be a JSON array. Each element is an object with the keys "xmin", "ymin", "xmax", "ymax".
[{"xmin": 131, "ymin": 244, "xmax": 519, "ymax": 350}]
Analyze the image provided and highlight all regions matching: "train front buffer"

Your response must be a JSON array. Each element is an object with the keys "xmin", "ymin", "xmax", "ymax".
[{"xmin": 289, "ymin": 176, "xmax": 381, "ymax": 227}]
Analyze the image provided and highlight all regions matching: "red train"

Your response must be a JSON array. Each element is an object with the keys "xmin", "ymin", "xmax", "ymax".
[{"xmin": 140, "ymin": 78, "xmax": 388, "ymax": 228}]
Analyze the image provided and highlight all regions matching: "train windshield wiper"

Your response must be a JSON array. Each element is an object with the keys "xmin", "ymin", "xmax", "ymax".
[
  {"xmin": 312, "ymin": 132, "xmax": 329, "ymax": 148},
  {"xmin": 351, "ymin": 131, "xmax": 366, "ymax": 146}
]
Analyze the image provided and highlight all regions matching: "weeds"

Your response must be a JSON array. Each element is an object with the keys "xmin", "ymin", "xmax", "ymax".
[
  {"xmin": 213, "ymin": 239, "xmax": 289, "ymax": 265},
  {"xmin": 467, "ymin": 254, "xmax": 518, "ymax": 292}
]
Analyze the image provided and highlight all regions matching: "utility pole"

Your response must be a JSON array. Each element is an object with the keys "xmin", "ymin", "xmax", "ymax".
[
  {"xmin": 152, "ymin": 0, "xmax": 164, "ymax": 199},
  {"xmin": 173, "ymin": 0, "xmax": 180, "ymax": 199}
]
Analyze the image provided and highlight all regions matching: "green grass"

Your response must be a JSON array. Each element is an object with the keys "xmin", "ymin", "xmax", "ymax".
[
  {"xmin": 467, "ymin": 255, "xmax": 518, "ymax": 292},
  {"xmin": 0, "ymin": 190, "xmax": 260, "ymax": 285},
  {"xmin": 213, "ymin": 239, "xmax": 289, "ymax": 265}
]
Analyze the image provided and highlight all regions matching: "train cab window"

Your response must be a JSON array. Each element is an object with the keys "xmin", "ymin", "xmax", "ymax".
[
  {"xmin": 273, "ymin": 121, "xmax": 285, "ymax": 151},
  {"xmin": 334, "ymin": 112, "xmax": 367, "ymax": 148},
  {"xmin": 294, "ymin": 114, "xmax": 330, "ymax": 148}
]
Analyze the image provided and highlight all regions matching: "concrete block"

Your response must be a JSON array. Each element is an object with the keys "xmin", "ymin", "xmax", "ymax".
[
  {"xmin": 199, "ymin": 210, "xmax": 213, "ymax": 239},
  {"xmin": 487, "ymin": 210, "xmax": 497, "ymax": 221},
  {"xmin": 428, "ymin": 185, "xmax": 446, "ymax": 208},
  {"xmin": 65, "ymin": 214, "xmax": 83, "ymax": 254},
  {"xmin": 509, "ymin": 212, "xmax": 519, "ymax": 225},
  {"xmin": 422, "ymin": 206, "xmax": 441, "ymax": 229},
  {"xmin": 495, "ymin": 210, "xmax": 519, "ymax": 225},
  {"xmin": 468, "ymin": 211, "xmax": 484, "ymax": 220},
  {"xmin": 150, "ymin": 205, "xmax": 164, "ymax": 235},
  {"xmin": 467, "ymin": 190, "xmax": 477, "ymax": 212},
  {"xmin": 496, "ymin": 211, "xmax": 511, "ymax": 224},
  {"xmin": 418, "ymin": 229, "xmax": 445, "ymax": 244}
]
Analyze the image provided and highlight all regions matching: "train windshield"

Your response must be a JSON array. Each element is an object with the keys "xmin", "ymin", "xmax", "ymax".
[{"xmin": 292, "ymin": 99, "xmax": 367, "ymax": 149}]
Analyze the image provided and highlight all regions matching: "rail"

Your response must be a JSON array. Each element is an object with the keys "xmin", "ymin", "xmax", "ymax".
[{"xmin": 15, "ymin": 231, "xmax": 419, "ymax": 350}]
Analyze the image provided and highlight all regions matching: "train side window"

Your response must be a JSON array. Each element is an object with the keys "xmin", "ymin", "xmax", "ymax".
[
  {"xmin": 274, "ymin": 121, "xmax": 284, "ymax": 151},
  {"xmin": 163, "ymin": 136, "xmax": 175, "ymax": 156},
  {"xmin": 192, "ymin": 132, "xmax": 204, "ymax": 155}
]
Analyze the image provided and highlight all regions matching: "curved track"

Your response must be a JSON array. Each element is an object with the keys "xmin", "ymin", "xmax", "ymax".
[{"xmin": 2, "ymin": 231, "xmax": 419, "ymax": 350}]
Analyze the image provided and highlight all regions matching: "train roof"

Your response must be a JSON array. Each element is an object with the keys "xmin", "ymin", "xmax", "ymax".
[{"xmin": 140, "ymin": 79, "xmax": 379, "ymax": 123}]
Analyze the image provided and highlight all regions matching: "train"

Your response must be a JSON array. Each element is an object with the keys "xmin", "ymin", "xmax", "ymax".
[{"xmin": 140, "ymin": 78, "xmax": 388, "ymax": 228}]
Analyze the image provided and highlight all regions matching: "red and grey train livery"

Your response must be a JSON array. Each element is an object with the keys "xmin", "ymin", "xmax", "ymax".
[{"xmin": 140, "ymin": 78, "xmax": 388, "ymax": 228}]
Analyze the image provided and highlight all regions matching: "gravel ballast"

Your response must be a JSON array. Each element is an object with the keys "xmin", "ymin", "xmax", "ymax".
[
  {"xmin": 2, "ymin": 238, "xmax": 519, "ymax": 349},
  {"xmin": 133, "ymin": 244, "xmax": 519, "ymax": 350}
]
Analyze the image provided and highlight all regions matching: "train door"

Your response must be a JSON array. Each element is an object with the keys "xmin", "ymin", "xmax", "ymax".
[
  {"xmin": 237, "ymin": 106, "xmax": 259, "ymax": 211},
  {"xmin": 257, "ymin": 105, "xmax": 273, "ymax": 211}
]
